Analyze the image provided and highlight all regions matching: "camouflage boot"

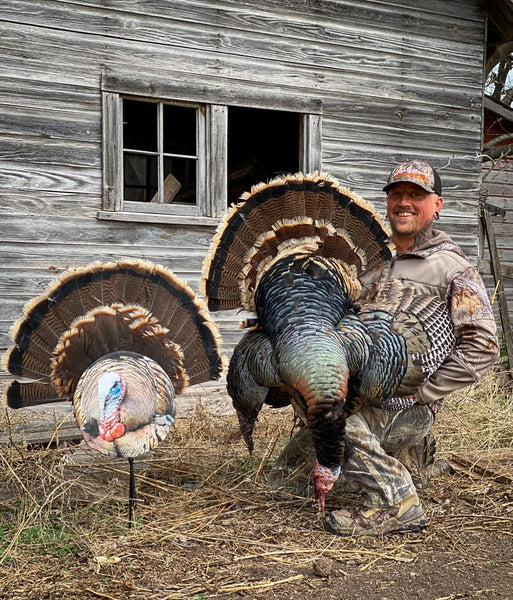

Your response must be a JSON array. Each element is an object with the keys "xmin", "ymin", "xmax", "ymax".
[{"xmin": 324, "ymin": 492, "xmax": 428, "ymax": 537}]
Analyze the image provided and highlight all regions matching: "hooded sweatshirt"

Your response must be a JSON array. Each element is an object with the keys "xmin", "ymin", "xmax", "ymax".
[{"xmin": 360, "ymin": 230, "xmax": 499, "ymax": 412}]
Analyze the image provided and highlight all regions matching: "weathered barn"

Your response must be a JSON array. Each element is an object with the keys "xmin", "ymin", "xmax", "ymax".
[
  {"xmin": 481, "ymin": 0, "xmax": 513, "ymax": 365},
  {"xmin": 0, "ymin": 0, "xmax": 511, "ymax": 369},
  {"xmin": 482, "ymin": 96, "xmax": 513, "ymax": 365}
]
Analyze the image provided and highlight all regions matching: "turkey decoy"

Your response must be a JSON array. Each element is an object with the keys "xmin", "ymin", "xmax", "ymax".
[{"xmin": 3, "ymin": 259, "xmax": 224, "ymax": 525}]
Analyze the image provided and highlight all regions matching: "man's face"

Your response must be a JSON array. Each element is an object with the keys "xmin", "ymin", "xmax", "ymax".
[{"xmin": 386, "ymin": 182, "xmax": 443, "ymax": 238}]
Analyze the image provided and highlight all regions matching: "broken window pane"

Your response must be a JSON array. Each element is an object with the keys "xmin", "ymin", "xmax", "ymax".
[{"xmin": 124, "ymin": 153, "xmax": 157, "ymax": 202}]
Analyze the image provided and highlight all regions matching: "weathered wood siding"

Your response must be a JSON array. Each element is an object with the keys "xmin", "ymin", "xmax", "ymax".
[
  {"xmin": 479, "ymin": 103, "xmax": 513, "ymax": 349},
  {"xmin": 0, "ymin": 0, "xmax": 488, "ymax": 360},
  {"xmin": 481, "ymin": 159, "xmax": 513, "ymax": 328}
]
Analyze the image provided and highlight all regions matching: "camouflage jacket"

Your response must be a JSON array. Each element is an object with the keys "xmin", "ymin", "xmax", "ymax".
[{"xmin": 360, "ymin": 230, "xmax": 499, "ymax": 412}]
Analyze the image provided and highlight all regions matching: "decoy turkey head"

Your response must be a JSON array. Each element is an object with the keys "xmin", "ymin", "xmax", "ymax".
[
  {"xmin": 311, "ymin": 460, "xmax": 341, "ymax": 511},
  {"xmin": 98, "ymin": 372, "xmax": 127, "ymax": 442}
]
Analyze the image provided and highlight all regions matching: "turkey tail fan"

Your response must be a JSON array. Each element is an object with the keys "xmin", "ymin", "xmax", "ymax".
[
  {"xmin": 202, "ymin": 171, "xmax": 394, "ymax": 312},
  {"xmin": 3, "ymin": 380, "xmax": 62, "ymax": 409},
  {"xmin": 50, "ymin": 304, "xmax": 189, "ymax": 399},
  {"xmin": 2, "ymin": 259, "xmax": 223, "ymax": 409}
]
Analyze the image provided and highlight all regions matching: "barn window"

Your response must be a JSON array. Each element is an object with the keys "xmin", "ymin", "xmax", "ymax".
[
  {"xmin": 100, "ymin": 77, "xmax": 322, "ymax": 225},
  {"xmin": 122, "ymin": 99, "xmax": 201, "ymax": 207}
]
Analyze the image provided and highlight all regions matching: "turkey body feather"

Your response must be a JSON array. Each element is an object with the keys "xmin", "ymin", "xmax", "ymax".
[
  {"xmin": 202, "ymin": 172, "xmax": 455, "ymax": 510},
  {"xmin": 2, "ymin": 259, "xmax": 224, "ymax": 459}
]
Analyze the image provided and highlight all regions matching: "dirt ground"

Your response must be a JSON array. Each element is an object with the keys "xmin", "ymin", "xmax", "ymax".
[{"xmin": 0, "ymin": 386, "xmax": 512, "ymax": 600}]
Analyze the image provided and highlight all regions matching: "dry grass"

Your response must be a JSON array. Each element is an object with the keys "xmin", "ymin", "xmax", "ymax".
[
  {"xmin": 0, "ymin": 371, "xmax": 511, "ymax": 599},
  {"xmin": 435, "ymin": 369, "xmax": 513, "ymax": 454}
]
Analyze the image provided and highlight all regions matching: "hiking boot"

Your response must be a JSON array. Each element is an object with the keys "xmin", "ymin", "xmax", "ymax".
[
  {"xmin": 324, "ymin": 492, "xmax": 428, "ymax": 537},
  {"xmin": 391, "ymin": 433, "xmax": 436, "ymax": 491}
]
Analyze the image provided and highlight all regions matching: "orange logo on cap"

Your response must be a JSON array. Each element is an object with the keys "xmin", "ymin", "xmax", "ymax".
[{"xmin": 395, "ymin": 171, "xmax": 430, "ymax": 184}]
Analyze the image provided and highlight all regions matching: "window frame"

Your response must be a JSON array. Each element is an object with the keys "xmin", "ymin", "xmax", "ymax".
[
  {"xmin": 122, "ymin": 98, "xmax": 204, "ymax": 212},
  {"xmin": 100, "ymin": 74, "xmax": 323, "ymax": 226}
]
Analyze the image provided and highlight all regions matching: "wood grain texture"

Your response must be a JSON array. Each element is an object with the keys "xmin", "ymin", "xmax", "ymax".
[{"xmin": 0, "ymin": 0, "xmax": 502, "ymax": 361}]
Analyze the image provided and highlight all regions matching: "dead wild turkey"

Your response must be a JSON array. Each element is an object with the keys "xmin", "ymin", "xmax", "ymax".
[
  {"xmin": 2, "ymin": 259, "xmax": 223, "ymax": 523},
  {"xmin": 202, "ymin": 172, "xmax": 455, "ymax": 510}
]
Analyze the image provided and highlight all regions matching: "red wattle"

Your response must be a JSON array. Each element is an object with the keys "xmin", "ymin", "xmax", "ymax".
[{"xmin": 100, "ymin": 422, "xmax": 126, "ymax": 442}]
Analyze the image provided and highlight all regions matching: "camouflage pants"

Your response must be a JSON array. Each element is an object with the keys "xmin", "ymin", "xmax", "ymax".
[
  {"xmin": 342, "ymin": 403, "xmax": 434, "ymax": 506},
  {"xmin": 268, "ymin": 403, "xmax": 434, "ymax": 508}
]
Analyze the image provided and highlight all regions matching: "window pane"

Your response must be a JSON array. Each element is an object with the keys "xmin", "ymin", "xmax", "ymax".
[
  {"xmin": 163, "ymin": 104, "xmax": 196, "ymax": 155},
  {"xmin": 124, "ymin": 153, "xmax": 158, "ymax": 202},
  {"xmin": 163, "ymin": 156, "xmax": 196, "ymax": 205},
  {"xmin": 123, "ymin": 99, "xmax": 157, "ymax": 152}
]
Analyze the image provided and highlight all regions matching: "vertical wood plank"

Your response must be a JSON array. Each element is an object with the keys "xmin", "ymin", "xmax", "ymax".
[
  {"xmin": 483, "ymin": 209, "xmax": 513, "ymax": 373},
  {"xmin": 102, "ymin": 91, "xmax": 122, "ymax": 211},
  {"xmin": 206, "ymin": 104, "xmax": 228, "ymax": 218},
  {"xmin": 158, "ymin": 102, "xmax": 164, "ymax": 204},
  {"xmin": 300, "ymin": 113, "xmax": 322, "ymax": 173},
  {"xmin": 197, "ymin": 104, "xmax": 207, "ymax": 215}
]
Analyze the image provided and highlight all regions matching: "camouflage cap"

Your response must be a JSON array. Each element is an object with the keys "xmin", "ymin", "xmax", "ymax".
[{"xmin": 383, "ymin": 160, "xmax": 442, "ymax": 195}]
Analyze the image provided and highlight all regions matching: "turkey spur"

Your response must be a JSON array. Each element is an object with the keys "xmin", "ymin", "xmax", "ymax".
[{"xmin": 202, "ymin": 172, "xmax": 455, "ymax": 511}]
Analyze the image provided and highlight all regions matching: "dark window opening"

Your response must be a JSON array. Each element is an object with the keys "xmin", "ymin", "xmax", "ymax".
[{"xmin": 227, "ymin": 107, "xmax": 300, "ymax": 206}]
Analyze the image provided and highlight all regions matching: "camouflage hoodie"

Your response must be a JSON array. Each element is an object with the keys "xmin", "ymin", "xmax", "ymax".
[{"xmin": 361, "ymin": 229, "xmax": 499, "ymax": 412}]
